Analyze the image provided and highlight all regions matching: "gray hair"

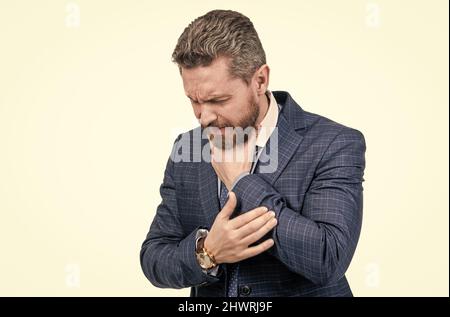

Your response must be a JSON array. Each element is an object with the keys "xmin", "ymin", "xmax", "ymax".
[{"xmin": 172, "ymin": 9, "xmax": 266, "ymax": 85}]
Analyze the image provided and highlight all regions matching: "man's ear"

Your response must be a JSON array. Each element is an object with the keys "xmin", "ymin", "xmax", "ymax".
[{"xmin": 255, "ymin": 64, "xmax": 270, "ymax": 94}]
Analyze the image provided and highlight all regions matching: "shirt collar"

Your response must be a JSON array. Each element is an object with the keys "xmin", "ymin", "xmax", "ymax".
[{"xmin": 255, "ymin": 90, "xmax": 279, "ymax": 148}]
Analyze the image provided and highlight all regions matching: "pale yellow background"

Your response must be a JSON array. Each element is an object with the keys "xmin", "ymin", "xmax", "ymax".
[{"xmin": 0, "ymin": 0, "xmax": 448, "ymax": 297}]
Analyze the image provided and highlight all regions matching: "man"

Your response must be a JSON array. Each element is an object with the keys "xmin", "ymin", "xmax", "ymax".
[{"xmin": 140, "ymin": 9, "xmax": 366, "ymax": 297}]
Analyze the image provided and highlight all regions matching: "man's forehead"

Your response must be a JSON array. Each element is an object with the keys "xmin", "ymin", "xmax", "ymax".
[{"xmin": 183, "ymin": 71, "xmax": 231, "ymax": 87}]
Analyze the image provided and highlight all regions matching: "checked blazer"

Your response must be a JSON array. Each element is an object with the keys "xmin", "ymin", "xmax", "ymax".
[{"xmin": 140, "ymin": 91, "xmax": 366, "ymax": 297}]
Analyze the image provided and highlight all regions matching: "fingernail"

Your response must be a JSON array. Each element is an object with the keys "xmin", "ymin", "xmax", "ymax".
[{"xmin": 270, "ymin": 211, "xmax": 275, "ymax": 217}]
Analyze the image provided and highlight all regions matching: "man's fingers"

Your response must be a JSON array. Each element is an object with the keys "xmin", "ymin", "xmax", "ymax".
[
  {"xmin": 241, "ymin": 217, "xmax": 277, "ymax": 246},
  {"xmin": 229, "ymin": 206, "xmax": 268, "ymax": 229},
  {"xmin": 237, "ymin": 211, "xmax": 275, "ymax": 238},
  {"xmin": 238, "ymin": 239, "xmax": 275, "ymax": 261},
  {"xmin": 219, "ymin": 191, "xmax": 237, "ymax": 219}
]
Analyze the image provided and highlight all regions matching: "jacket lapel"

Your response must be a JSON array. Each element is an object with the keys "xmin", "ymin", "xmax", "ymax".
[
  {"xmin": 255, "ymin": 91, "xmax": 307, "ymax": 184},
  {"xmin": 256, "ymin": 112, "xmax": 303, "ymax": 184}
]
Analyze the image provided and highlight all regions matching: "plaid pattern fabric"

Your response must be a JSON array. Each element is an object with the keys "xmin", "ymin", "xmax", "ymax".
[{"xmin": 140, "ymin": 91, "xmax": 366, "ymax": 297}]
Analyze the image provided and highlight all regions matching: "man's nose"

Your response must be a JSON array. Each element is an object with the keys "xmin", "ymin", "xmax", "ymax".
[{"xmin": 198, "ymin": 105, "xmax": 217, "ymax": 127}]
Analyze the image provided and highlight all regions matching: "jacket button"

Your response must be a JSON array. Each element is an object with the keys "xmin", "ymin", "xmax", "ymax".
[{"xmin": 240, "ymin": 285, "xmax": 251, "ymax": 296}]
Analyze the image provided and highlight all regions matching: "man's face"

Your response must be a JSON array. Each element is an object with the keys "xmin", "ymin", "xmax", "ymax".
[{"xmin": 181, "ymin": 56, "xmax": 260, "ymax": 149}]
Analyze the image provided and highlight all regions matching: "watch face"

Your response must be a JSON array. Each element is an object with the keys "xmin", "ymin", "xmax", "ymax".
[
  {"xmin": 198, "ymin": 253, "xmax": 212, "ymax": 269},
  {"xmin": 203, "ymin": 255, "xmax": 212, "ymax": 267}
]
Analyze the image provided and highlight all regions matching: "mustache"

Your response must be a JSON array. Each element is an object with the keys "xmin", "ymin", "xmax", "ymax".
[
  {"xmin": 206, "ymin": 124, "xmax": 228, "ymax": 129},
  {"xmin": 202, "ymin": 120, "xmax": 231, "ymax": 129},
  {"xmin": 202, "ymin": 120, "xmax": 256, "ymax": 130}
]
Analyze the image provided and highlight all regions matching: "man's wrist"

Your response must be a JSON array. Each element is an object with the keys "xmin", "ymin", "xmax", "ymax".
[{"xmin": 195, "ymin": 229, "xmax": 218, "ymax": 272}]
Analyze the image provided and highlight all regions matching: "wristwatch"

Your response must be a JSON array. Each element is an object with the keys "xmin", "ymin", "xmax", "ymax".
[{"xmin": 195, "ymin": 229, "xmax": 217, "ymax": 270}]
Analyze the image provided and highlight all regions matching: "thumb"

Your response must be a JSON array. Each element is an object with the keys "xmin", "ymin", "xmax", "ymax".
[{"xmin": 219, "ymin": 191, "xmax": 237, "ymax": 219}]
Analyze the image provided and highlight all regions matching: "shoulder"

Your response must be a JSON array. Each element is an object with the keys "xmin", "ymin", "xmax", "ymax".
[{"xmin": 303, "ymin": 111, "xmax": 365, "ymax": 144}]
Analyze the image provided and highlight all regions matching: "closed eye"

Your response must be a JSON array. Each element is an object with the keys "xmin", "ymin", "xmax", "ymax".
[
  {"xmin": 210, "ymin": 99, "xmax": 228, "ymax": 105},
  {"xmin": 187, "ymin": 96, "xmax": 231, "ymax": 105}
]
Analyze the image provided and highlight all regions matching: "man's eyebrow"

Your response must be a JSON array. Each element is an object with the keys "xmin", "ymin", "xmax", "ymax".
[{"xmin": 187, "ymin": 94, "xmax": 232, "ymax": 102}]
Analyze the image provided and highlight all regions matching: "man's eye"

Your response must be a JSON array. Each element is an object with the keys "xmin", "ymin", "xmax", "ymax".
[{"xmin": 211, "ymin": 100, "xmax": 227, "ymax": 104}]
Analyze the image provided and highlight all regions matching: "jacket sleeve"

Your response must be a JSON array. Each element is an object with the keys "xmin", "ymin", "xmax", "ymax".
[
  {"xmin": 140, "ymin": 138, "xmax": 221, "ymax": 289},
  {"xmin": 232, "ymin": 128, "xmax": 366, "ymax": 286}
]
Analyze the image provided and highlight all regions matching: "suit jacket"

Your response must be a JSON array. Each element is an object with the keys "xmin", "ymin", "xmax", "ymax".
[{"xmin": 140, "ymin": 91, "xmax": 366, "ymax": 297}]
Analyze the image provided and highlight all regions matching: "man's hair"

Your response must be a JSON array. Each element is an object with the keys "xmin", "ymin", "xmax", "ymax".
[{"xmin": 172, "ymin": 9, "xmax": 266, "ymax": 85}]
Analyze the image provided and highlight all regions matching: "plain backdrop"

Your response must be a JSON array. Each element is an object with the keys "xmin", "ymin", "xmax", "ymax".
[{"xmin": 0, "ymin": 0, "xmax": 448, "ymax": 296}]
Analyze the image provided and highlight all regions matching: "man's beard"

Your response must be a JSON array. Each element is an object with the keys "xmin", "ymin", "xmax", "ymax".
[{"xmin": 204, "ymin": 94, "xmax": 259, "ymax": 151}]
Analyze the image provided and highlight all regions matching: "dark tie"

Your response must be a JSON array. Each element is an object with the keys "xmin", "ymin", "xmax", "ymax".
[{"xmin": 218, "ymin": 182, "xmax": 240, "ymax": 297}]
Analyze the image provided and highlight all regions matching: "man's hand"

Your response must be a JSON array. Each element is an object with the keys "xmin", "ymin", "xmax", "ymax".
[
  {"xmin": 210, "ymin": 129, "xmax": 257, "ymax": 190},
  {"xmin": 204, "ymin": 192, "xmax": 277, "ymax": 264}
]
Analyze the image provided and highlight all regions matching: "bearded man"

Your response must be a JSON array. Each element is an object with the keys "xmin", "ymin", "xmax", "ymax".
[{"xmin": 140, "ymin": 9, "xmax": 366, "ymax": 297}]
